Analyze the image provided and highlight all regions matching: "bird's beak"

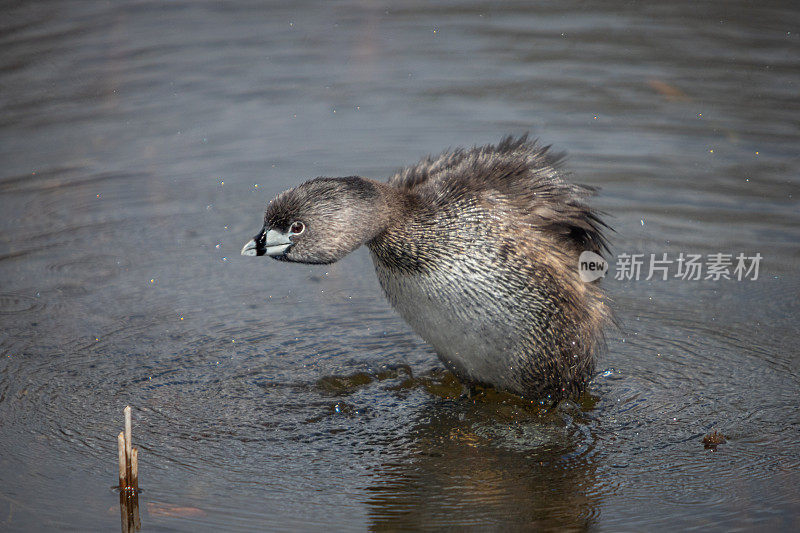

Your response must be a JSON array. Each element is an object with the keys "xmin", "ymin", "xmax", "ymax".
[
  {"xmin": 240, "ymin": 238, "xmax": 260, "ymax": 256},
  {"xmin": 241, "ymin": 228, "xmax": 293, "ymax": 257}
]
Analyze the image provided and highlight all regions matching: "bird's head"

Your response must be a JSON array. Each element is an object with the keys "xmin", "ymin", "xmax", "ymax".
[{"xmin": 241, "ymin": 176, "xmax": 388, "ymax": 264}]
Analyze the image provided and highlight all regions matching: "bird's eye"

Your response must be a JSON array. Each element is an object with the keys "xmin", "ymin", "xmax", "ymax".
[{"xmin": 289, "ymin": 221, "xmax": 305, "ymax": 235}]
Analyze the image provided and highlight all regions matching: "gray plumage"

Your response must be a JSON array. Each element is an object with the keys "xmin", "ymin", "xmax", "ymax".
[{"xmin": 242, "ymin": 135, "xmax": 611, "ymax": 401}]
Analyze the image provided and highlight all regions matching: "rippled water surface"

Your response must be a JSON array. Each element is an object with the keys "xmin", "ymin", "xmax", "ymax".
[{"xmin": 1, "ymin": 1, "xmax": 799, "ymax": 530}]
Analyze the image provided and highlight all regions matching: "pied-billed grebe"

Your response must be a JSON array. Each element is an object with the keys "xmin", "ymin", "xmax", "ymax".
[{"xmin": 241, "ymin": 135, "xmax": 610, "ymax": 400}]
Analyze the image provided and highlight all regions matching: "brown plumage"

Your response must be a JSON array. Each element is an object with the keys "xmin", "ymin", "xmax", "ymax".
[{"xmin": 242, "ymin": 135, "xmax": 611, "ymax": 401}]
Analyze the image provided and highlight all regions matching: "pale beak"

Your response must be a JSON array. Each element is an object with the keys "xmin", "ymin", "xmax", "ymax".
[
  {"xmin": 240, "ymin": 239, "xmax": 259, "ymax": 256},
  {"xmin": 241, "ymin": 228, "xmax": 293, "ymax": 257}
]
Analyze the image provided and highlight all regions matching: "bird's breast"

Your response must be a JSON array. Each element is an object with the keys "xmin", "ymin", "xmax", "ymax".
[{"xmin": 369, "ymin": 250, "xmax": 526, "ymax": 389}]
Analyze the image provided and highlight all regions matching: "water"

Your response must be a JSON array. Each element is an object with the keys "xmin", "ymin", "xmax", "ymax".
[{"xmin": 1, "ymin": 0, "xmax": 798, "ymax": 530}]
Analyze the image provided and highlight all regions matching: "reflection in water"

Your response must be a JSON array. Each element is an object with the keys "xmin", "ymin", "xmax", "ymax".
[
  {"xmin": 118, "ymin": 491, "xmax": 141, "ymax": 533},
  {"xmin": 362, "ymin": 381, "xmax": 600, "ymax": 529}
]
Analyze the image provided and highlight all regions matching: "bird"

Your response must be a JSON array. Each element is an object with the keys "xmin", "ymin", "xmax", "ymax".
[{"xmin": 241, "ymin": 135, "xmax": 611, "ymax": 401}]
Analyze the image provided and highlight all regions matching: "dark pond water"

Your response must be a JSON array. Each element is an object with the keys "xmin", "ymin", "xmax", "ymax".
[{"xmin": 1, "ymin": 0, "xmax": 799, "ymax": 530}]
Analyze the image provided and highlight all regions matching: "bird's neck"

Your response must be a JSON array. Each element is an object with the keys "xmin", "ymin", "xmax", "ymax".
[
  {"xmin": 361, "ymin": 179, "xmax": 416, "ymax": 238},
  {"xmin": 363, "ymin": 180, "xmax": 433, "ymax": 271}
]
